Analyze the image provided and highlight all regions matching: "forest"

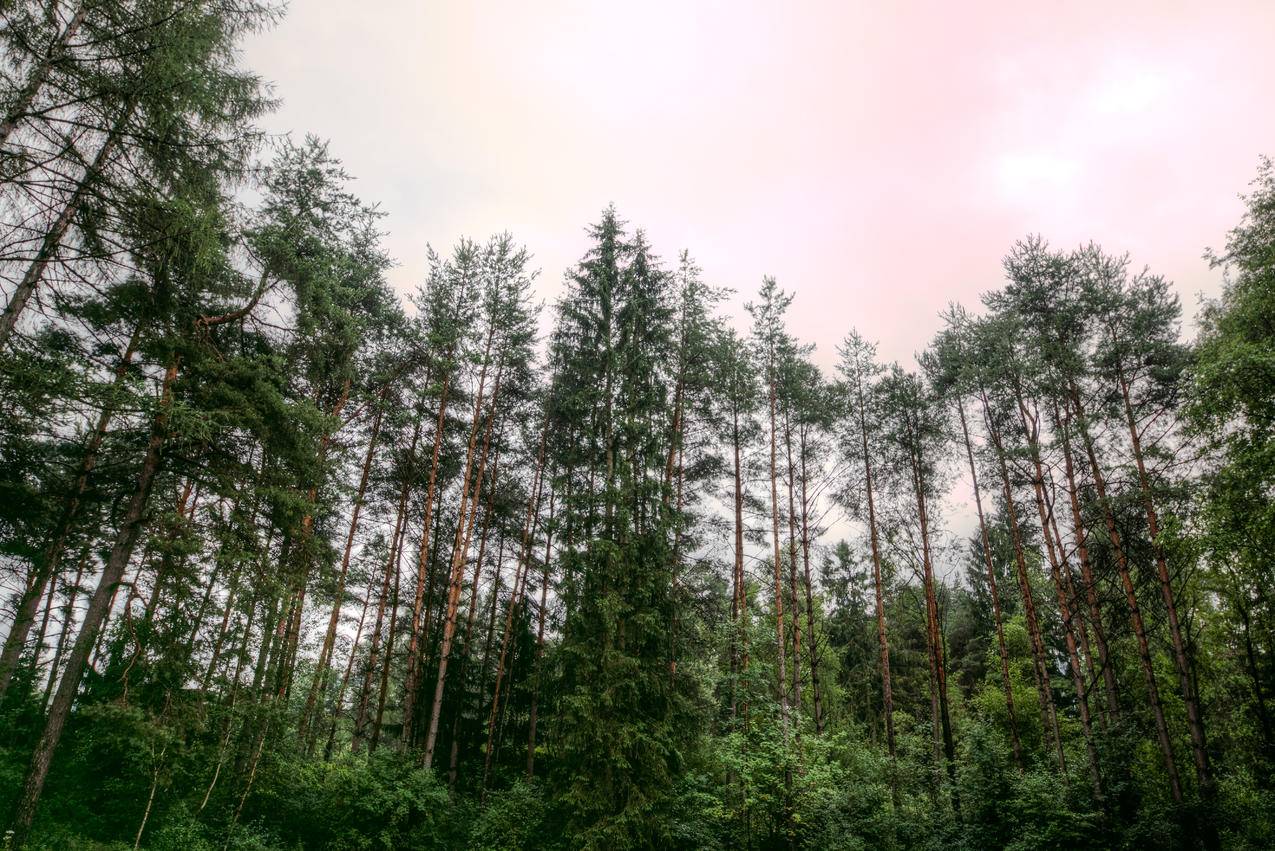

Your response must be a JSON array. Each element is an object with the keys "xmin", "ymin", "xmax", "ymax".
[{"xmin": 2, "ymin": 2, "xmax": 1274, "ymax": 849}]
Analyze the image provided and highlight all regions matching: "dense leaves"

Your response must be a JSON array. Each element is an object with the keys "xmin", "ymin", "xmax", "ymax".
[{"xmin": 1, "ymin": 4, "xmax": 1274, "ymax": 849}]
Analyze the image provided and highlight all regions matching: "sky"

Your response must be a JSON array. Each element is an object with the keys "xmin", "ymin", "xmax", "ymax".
[{"xmin": 241, "ymin": 1, "xmax": 1275, "ymax": 372}]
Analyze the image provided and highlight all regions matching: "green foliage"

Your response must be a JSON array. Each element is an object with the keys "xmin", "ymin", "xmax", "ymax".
[
  {"xmin": 2, "ymin": 1, "xmax": 1274, "ymax": 845},
  {"xmin": 466, "ymin": 780, "xmax": 549, "ymax": 851}
]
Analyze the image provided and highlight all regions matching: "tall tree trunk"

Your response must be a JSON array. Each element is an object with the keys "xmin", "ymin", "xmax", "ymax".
[
  {"xmin": 482, "ymin": 431, "xmax": 546, "ymax": 791},
  {"xmin": 854, "ymin": 371, "xmax": 895, "ymax": 763},
  {"xmin": 0, "ymin": 103, "xmax": 133, "ymax": 348},
  {"xmin": 956, "ymin": 397, "xmax": 1022, "ymax": 768},
  {"xmin": 1054, "ymin": 400, "xmax": 1120, "ymax": 725},
  {"xmin": 1069, "ymin": 382, "xmax": 1183, "ymax": 803},
  {"xmin": 905, "ymin": 414, "xmax": 957, "ymax": 800},
  {"xmin": 423, "ymin": 352, "xmax": 500, "ymax": 768},
  {"xmin": 1014, "ymin": 391, "xmax": 1103, "ymax": 801},
  {"xmin": 448, "ymin": 454, "xmax": 501, "ymax": 787},
  {"xmin": 325, "ymin": 584, "xmax": 372, "ymax": 760},
  {"xmin": 41, "ymin": 549, "xmax": 87, "ymax": 712},
  {"xmin": 12, "ymin": 354, "xmax": 178, "ymax": 847},
  {"xmin": 401, "ymin": 374, "xmax": 452, "ymax": 744},
  {"xmin": 0, "ymin": 4, "xmax": 89, "ymax": 148},
  {"xmin": 782, "ymin": 404, "xmax": 803, "ymax": 713},
  {"xmin": 797, "ymin": 423, "xmax": 824, "ymax": 734},
  {"xmin": 301, "ymin": 398, "xmax": 387, "ymax": 742},
  {"xmin": 526, "ymin": 488, "xmax": 557, "ymax": 778},
  {"xmin": 767, "ymin": 371, "xmax": 790, "ymax": 734},
  {"xmin": 352, "ymin": 499, "xmax": 404, "ymax": 751},
  {"xmin": 1113, "ymin": 355, "xmax": 1213, "ymax": 798},
  {"xmin": 476, "ymin": 535, "xmax": 508, "ymax": 730},
  {"xmin": 276, "ymin": 382, "xmax": 351, "ymax": 701},
  {"xmin": 980, "ymin": 385, "xmax": 1067, "ymax": 774},
  {"xmin": 203, "ymin": 488, "xmax": 272, "ymax": 694},
  {"xmin": 0, "ymin": 319, "xmax": 142, "ymax": 698},
  {"xmin": 370, "ymin": 539, "xmax": 401, "ymax": 751},
  {"xmin": 731, "ymin": 398, "xmax": 748, "ymax": 722},
  {"xmin": 1237, "ymin": 602, "xmax": 1275, "ymax": 760}
]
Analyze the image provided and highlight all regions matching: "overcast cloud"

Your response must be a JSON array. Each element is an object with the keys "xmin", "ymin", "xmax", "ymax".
[{"xmin": 242, "ymin": 0, "xmax": 1274, "ymax": 369}]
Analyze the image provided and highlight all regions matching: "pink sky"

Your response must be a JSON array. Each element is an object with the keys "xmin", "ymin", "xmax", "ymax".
[{"xmin": 243, "ymin": 1, "xmax": 1274, "ymax": 370}]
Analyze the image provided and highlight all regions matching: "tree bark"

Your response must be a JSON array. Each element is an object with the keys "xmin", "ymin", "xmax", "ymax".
[
  {"xmin": 0, "ymin": 103, "xmax": 133, "ymax": 349},
  {"xmin": 956, "ymin": 396, "xmax": 1022, "ymax": 768},
  {"xmin": 526, "ymin": 488, "xmax": 557, "ymax": 777},
  {"xmin": 325, "ymin": 584, "xmax": 372, "ymax": 760},
  {"xmin": 423, "ymin": 349, "xmax": 500, "ymax": 768},
  {"xmin": 904, "ymin": 408, "xmax": 957, "ymax": 798},
  {"xmin": 980, "ymin": 385, "xmax": 1067, "ymax": 774},
  {"xmin": 766, "ymin": 366, "xmax": 790, "ymax": 734},
  {"xmin": 400, "ymin": 374, "xmax": 452, "ymax": 744},
  {"xmin": 1015, "ymin": 391, "xmax": 1102, "ymax": 800},
  {"xmin": 782, "ymin": 403, "xmax": 803, "ymax": 713},
  {"xmin": 300, "ymin": 397, "xmax": 386, "ymax": 742},
  {"xmin": 797, "ymin": 422, "xmax": 824, "ymax": 734},
  {"xmin": 352, "ymin": 470, "xmax": 409, "ymax": 752},
  {"xmin": 0, "ymin": 3, "xmax": 89, "ymax": 149},
  {"xmin": 1114, "ymin": 354, "xmax": 1213, "ymax": 797},
  {"xmin": 41, "ymin": 549, "xmax": 87, "ymax": 712},
  {"xmin": 482, "ymin": 430, "xmax": 546, "ymax": 791},
  {"xmin": 1069, "ymin": 381, "xmax": 1183, "ymax": 802},
  {"xmin": 731, "ymin": 396, "xmax": 748, "ymax": 722},
  {"xmin": 12, "ymin": 354, "xmax": 178, "ymax": 847},
  {"xmin": 0, "ymin": 319, "xmax": 142, "ymax": 698},
  {"xmin": 370, "ymin": 536, "xmax": 402, "ymax": 751},
  {"xmin": 1054, "ymin": 400, "xmax": 1120, "ymax": 725},
  {"xmin": 853, "ymin": 367, "xmax": 895, "ymax": 762}
]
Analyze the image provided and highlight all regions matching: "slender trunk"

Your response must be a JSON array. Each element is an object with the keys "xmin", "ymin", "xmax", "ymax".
[
  {"xmin": 352, "ymin": 477, "xmax": 408, "ymax": 751},
  {"xmin": 731, "ymin": 398, "xmax": 747, "ymax": 721},
  {"xmin": 0, "ymin": 103, "xmax": 133, "ymax": 348},
  {"xmin": 276, "ymin": 383, "xmax": 351, "ymax": 701},
  {"xmin": 782, "ymin": 404, "xmax": 803, "ymax": 713},
  {"xmin": 526, "ymin": 488, "xmax": 557, "ymax": 777},
  {"xmin": 482, "ymin": 429, "xmax": 546, "ymax": 791},
  {"xmin": 12, "ymin": 355, "xmax": 178, "ymax": 846},
  {"xmin": 956, "ymin": 397, "xmax": 1022, "ymax": 768},
  {"xmin": 1014, "ymin": 390, "xmax": 1102, "ymax": 800},
  {"xmin": 184, "ymin": 507, "xmax": 235, "ymax": 667},
  {"xmin": 204, "ymin": 558, "xmax": 245, "ymax": 691},
  {"xmin": 133, "ymin": 741, "xmax": 167, "ymax": 850},
  {"xmin": 1055, "ymin": 400, "xmax": 1120, "ymax": 724},
  {"xmin": 325, "ymin": 584, "xmax": 372, "ymax": 760},
  {"xmin": 249, "ymin": 580, "xmax": 278, "ymax": 696},
  {"xmin": 476, "ymin": 535, "xmax": 508, "ymax": 724},
  {"xmin": 1069, "ymin": 381, "xmax": 1183, "ymax": 802},
  {"xmin": 1237, "ymin": 602, "xmax": 1274, "ymax": 759},
  {"xmin": 31, "ymin": 569, "xmax": 59, "ymax": 685},
  {"xmin": 854, "ymin": 372, "xmax": 895, "ymax": 762},
  {"xmin": 228, "ymin": 717, "xmax": 269, "ymax": 849},
  {"xmin": 767, "ymin": 370, "xmax": 790, "ymax": 733},
  {"xmin": 42, "ymin": 549, "xmax": 87, "ymax": 712},
  {"xmin": 664, "ymin": 378, "xmax": 684, "ymax": 497},
  {"xmin": 0, "ymin": 4, "xmax": 89, "ymax": 148},
  {"xmin": 448, "ymin": 454, "xmax": 501, "ymax": 786},
  {"xmin": 461, "ymin": 453, "xmax": 500, "ymax": 661},
  {"xmin": 1114, "ymin": 356, "xmax": 1212, "ymax": 796},
  {"xmin": 401, "ymin": 374, "xmax": 452, "ymax": 743},
  {"xmin": 797, "ymin": 424, "xmax": 824, "ymax": 734},
  {"xmin": 980, "ymin": 385, "xmax": 1066, "ymax": 774},
  {"xmin": 423, "ymin": 351, "xmax": 501, "ymax": 768},
  {"xmin": 301, "ymin": 399, "xmax": 386, "ymax": 741},
  {"xmin": 370, "ymin": 540, "xmax": 401, "ymax": 751},
  {"xmin": 0, "ymin": 320, "xmax": 142, "ymax": 698},
  {"xmin": 906, "ymin": 412, "xmax": 957, "ymax": 798}
]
